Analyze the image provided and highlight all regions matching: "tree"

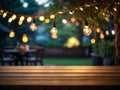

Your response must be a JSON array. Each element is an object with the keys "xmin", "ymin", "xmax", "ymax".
[{"xmin": 49, "ymin": 0, "xmax": 120, "ymax": 65}]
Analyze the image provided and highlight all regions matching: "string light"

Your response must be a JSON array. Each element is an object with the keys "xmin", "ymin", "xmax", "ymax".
[
  {"xmin": 45, "ymin": 18, "xmax": 50, "ymax": 23},
  {"xmin": 18, "ymin": 21, "xmax": 23, "ymax": 25},
  {"xmin": 100, "ymin": 32, "xmax": 104, "ymax": 39},
  {"xmin": 8, "ymin": 18, "xmax": 13, "ymax": 23},
  {"xmin": 111, "ymin": 30, "xmax": 115, "ymax": 35},
  {"xmin": 2, "ymin": 12, "xmax": 7, "ymax": 18},
  {"xmin": 96, "ymin": 28, "xmax": 101, "ymax": 33},
  {"xmin": 19, "ymin": 16, "xmax": 25, "ymax": 21},
  {"xmin": 105, "ymin": 30, "xmax": 109, "ymax": 35},
  {"xmin": 71, "ymin": 17, "xmax": 76, "ymax": 22},
  {"xmin": 50, "ymin": 14, "xmax": 55, "ymax": 19},
  {"xmin": 27, "ymin": 17, "xmax": 32, "ymax": 22},
  {"xmin": 39, "ymin": 16, "xmax": 45, "ymax": 21},
  {"xmin": 90, "ymin": 38, "xmax": 95, "ymax": 44},
  {"xmin": 62, "ymin": 19, "xmax": 67, "ymax": 24},
  {"xmin": 22, "ymin": 34, "xmax": 28, "ymax": 43},
  {"xmin": 69, "ymin": 11, "xmax": 74, "ymax": 15},
  {"xmin": 9, "ymin": 30, "xmax": 15, "ymax": 38},
  {"xmin": 11, "ymin": 14, "xmax": 17, "ymax": 20}
]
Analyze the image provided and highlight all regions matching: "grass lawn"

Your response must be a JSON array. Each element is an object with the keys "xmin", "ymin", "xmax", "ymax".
[{"xmin": 43, "ymin": 57, "xmax": 92, "ymax": 66}]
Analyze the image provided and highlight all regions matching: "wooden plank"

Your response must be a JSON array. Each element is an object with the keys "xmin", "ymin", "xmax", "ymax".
[{"xmin": 0, "ymin": 66, "xmax": 120, "ymax": 86}]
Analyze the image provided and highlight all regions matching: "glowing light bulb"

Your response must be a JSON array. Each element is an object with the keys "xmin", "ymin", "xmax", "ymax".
[
  {"xmin": 62, "ymin": 19, "xmax": 67, "ymax": 24},
  {"xmin": 3, "ymin": 12, "xmax": 7, "ymax": 18},
  {"xmin": 71, "ymin": 18, "xmax": 76, "ymax": 22},
  {"xmin": 20, "ymin": 16, "xmax": 25, "ymax": 21},
  {"xmin": 11, "ymin": 14, "xmax": 16, "ymax": 20},
  {"xmin": 100, "ymin": 33, "xmax": 104, "ymax": 39},
  {"xmin": 96, "ymin": 28, "xmax": 101, "ymax": 33},
  {"xmin": 8, "ymin": 18, "xmax": 13, "ymax": 23},
  {"xmin": 83, "ymin": 26, "xmax": 92, "ymax": 36},
  {"xmin": 79, "ymin": 7, "xmax": 83, "ymax": 11},
  {"xmin": 18, "ymin": 21, "xmax": 23, "ymax": 25},
  {"xmin": 91, "ymin": 39, "xmax": 95, "ymax": 44},
  {"xmin": 111, "ymin": 30, "xmax": 115, "ymax": 35},
  {"xmin": 9, "ymin": 30, "xmax": 15, "ymax": 38},
  {"xmin": 30, "ymin": 23, "xmax": 37, "ymax": 31},
  {"xmin": 105, "ymin": 30, "xmax": 109, "ymax": 35},
  {"xmin": 51, "ymin": 33, "xmax": 58, "ymax": 39},
  {"xmin": 39, "ymin": 16, "xmax": 45, "ymax": 21},
  {"xmin": 27, "ymin": 17, "xmax": 32, "ymax": 22},
  {"xmin": 22, "ymin": 34, "xmax": 28, "ymax": 43},
  {"xmin": 51, "ymin": 27, "xmax": 57, "ymax": 34},
  {"xmin": 45, "ymin": 18, "xmax": 50, "ymax": 23},
  {"xmin": 50, "ymin": 14, "xmax": 55, "ymax": 19}
]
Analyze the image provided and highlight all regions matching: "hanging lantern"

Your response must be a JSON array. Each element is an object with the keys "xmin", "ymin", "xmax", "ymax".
[
  {"xmin": 83, "ymin": 19, "xmax": 92, "ymax": 36},
  {"xmin": 22, "ymin": 34, "xmax": 28, "ymax": 43},
  {"xmin": 9, "ymin": 30, "xmax": 15, "ymax": 38}
]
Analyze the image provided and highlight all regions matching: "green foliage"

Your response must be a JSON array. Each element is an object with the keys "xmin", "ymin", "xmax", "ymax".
[{"xmin": 98, "ymin": 40, "xmax": 115, "ymax": 58}]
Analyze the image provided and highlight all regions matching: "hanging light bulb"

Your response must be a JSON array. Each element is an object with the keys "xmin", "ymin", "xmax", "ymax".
[
  {"xmin": 22, "ymin": 34, "xmax": 28, "ymax": 43},
  {"xmin": 50, "ymin": 14, "xmax": 55, "ymax": 19},
  {"xmin": 105, "ymin": 30, "xmax": 109, "ymax": 35},
  {"xmin": 9, "ymin": 30, "xmax": 15, "ymax": 38},
  {"xmin": 51, "ymin": 22, "xmax": 58, "ymax": 34},
  {"xmin": 83, "ymin": 19, "xmax": 92, "ymax": 36},
  {"xmin": 30, "ymin": 20, "xmax": 37, "ymax": 31},
  {"xmin": 19, "ymin": 16, "xmax": 25, "ymax": 21},
  {"xmin": 96, "ymin": 28, "xmax": 101, "ymax": 33},
  {"xmin": 51, "ymin": 22, "xmax": 58, "ymax": 39}
]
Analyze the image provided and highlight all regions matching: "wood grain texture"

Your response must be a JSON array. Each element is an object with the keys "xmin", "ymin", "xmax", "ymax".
[{"xmin": 0, "ymin": 66, "xmax": 120, "ymax": 86}]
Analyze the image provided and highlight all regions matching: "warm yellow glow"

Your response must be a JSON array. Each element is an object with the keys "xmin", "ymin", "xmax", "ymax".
[
  {"xmin": 113, "ymin": 7, "xmax": 117, "ymax": 11},
  {"xmin": 83, "ymin": 26, "xmax": 92, "ymax": 36},
  {"xmin": 58, "ymin": 11, "xmax": 63, "ymax": 14},
  {"xmin": 30, "ymin": 23, "xmax": 37, "ymax": 31},
  {"xmin": 62, "ymin": 19, "xmax": 67, "ymax": 24},
  {"xmin": 9, "ymin": 30, "xmax": 15, "ymax": 38},
  {"xmin": 105, "ymin": 30, "xmax": 109, "ymax": 35},
  {"xmin": 20, "ymin": 16, "xmax": 25, "ymax": 21},
  {"xmin": 96, "ymin": 28, "xmax": 101, "ymax": 33},
  {"xmin": 8, "ymin": 18, "xmax": 12, "ymax": 23},
  {"xmin": 45, "ymin": 18, "xmax": 50, "ymax": 23},
  {"xmin": 51, "ymin": 33, "xmax": 58, "ymax": 39},
  {"xmin": 50, "ymin": 14, "xmax": 55, "ymax": 19},
  {"xmin": 51, "ymin": 27, "xmax": 57, "ymax": 34},
  {"xmin": 11, "ymin": 14, "xmax": 16, "ymax": 20},
  {"xmin": 27, "ymin": 17, "xmax": 32, "ymax": 22},
  {"xmin": 95, "ymin": 6, "xmax": 98, "ymax": 10},
  {"xmin": 65, "ymin": 37, "xmax": 80, "ymax": 48},
  {"xmin": 18, "ymin": 21, "xmax": 23, "ymax": 25},
  {"xmin": 39, "ymin": 16, "xmax": 45, "ymax": 21},
  {"xmin": 91, "ymin": 39, "xmax": 96, "ymax": 44},
  {"xmin": 71, "ymin": 18, "xmax": 76, "ymax": 22},
  {"xmin": 2, "ymin": 12, "xmax": 7, "ymax": 18},
  {"xmin": 100, "ymin": 33, "xmax": 104, "ymax": 39},
  {"xmin": 79, "ymin": 7, "xmax": 83, "ymax": 11},
  {"xmin": 22, "ymin": 34, "xmax": 28, "ymax": 43}
]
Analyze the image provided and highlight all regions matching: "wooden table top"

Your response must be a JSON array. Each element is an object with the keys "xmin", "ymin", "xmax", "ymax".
[{"xmin": 0, "ymin": 66, "xmax": 120, "ymax": 86}]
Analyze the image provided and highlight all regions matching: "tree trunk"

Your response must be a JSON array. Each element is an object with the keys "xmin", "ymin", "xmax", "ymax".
[{"xmin": 114, "ymin": 7, "xmax": 120, "ymax": 65}]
